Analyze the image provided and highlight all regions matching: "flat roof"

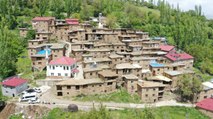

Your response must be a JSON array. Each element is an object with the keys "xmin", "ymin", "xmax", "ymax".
[
  {"xmin": 138, "ymin": 80, "xmax": 166, "ymax": 88},
  {"xmin": 123, "ymin": 74, "xmax": 138, "ymax": 80},
  {"xmin": 83, "ymin": 65, "xmax": 110, "ymax": 72},
  {"xmin": 131, "ymin": 57, "xmax": 158, "ymax": 61},
  {"xmin": 56, "ymin": 78, "xmax": 104, "ymax": 85},
  {"xmin": 98, "ymin": 70, "xmax": 118, "ymax": 77},
  {"xmin": 148, "ymin": 75, "xmax": 172, "ymax": 82},
  {"xmin": 142, "ymin": 69, "xmax": 151, "ymax": 73},
  {"xmin": 164, "ymin": 70, "xmax": 194, "ymax": 76},
  {"xmin": 116, "ymin": 63, "xmax": 142, "ymax": 69},
  {"xmin": 202, "ymin": 82, "xmax": 213, "ymax": 90},
  {"xmin": 109, "ymin": 54, "xmax": 124, "ymax": 58},
  {"xmin": 84, "ymin": 58, "xmax": 111, "ymax": 64},
  {"xmin": 86, "ymin": 49, "xmax": 111, "ymax": 52}
]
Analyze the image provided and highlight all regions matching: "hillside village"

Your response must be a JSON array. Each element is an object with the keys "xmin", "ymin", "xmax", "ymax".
[
  {"xmin": 22, "ymin": 15, "xmax": 197, "ymax": 102},
  {"xmin": 1, "ymin": 15, "xmax": 213, "ymax": 118}
]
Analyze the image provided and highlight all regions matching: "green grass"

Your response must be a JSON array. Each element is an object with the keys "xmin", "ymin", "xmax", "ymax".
[
  {"xmin": 193, "ymin": 68, "xmax": 213, "ymax": 81},
  {"xmin": 40, "ymin": 106, "xmax": 210, "ymax": 119},
  {"xmin": 73, "ymin": 89, "xmax": 141, "ymax": 103}
]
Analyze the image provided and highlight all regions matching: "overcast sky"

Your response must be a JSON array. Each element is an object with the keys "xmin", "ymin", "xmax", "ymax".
[{"xmin": 164, "ymin": 0, "xmax": 213, "ymax": 19}]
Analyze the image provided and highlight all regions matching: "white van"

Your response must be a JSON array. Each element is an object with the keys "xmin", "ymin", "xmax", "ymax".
[{"xmin": 19, "ymin": 92, "xmax": 37, "ymax": 102}]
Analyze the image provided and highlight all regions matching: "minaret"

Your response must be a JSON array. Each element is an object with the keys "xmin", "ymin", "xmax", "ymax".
[
  {"xmin": 45, "ymin": 45, "xmax": 49, "ymax": 66},
  {"xmin": 98, "ymin": 13, "xmax": 103, "ymax": 28}
]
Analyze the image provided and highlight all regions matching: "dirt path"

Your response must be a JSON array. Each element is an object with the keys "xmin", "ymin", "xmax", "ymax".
[{"xmin": 15, "ymin": 88, "xmax": 195, "ymax": 111}]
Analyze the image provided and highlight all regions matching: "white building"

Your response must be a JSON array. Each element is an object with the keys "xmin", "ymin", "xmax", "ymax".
[
  {"xmin": 47, "ymin": 56, "xmax": 78, "ymax": 78},
  {"xmin": 1, "ymin": 77, "xmax": 28, "ymax": 97}
]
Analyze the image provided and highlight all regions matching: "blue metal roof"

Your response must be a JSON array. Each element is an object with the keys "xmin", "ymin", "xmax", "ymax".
[
  {"xmin": 37, "ymin": 49, "xmax": 51, "ymax": 55},
  {"xmin": 150, "ymin": 60, "xmax": 164, "ymax": 67}
]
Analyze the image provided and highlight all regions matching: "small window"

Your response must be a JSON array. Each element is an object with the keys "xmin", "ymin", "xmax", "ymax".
[
  {"xmin": 67, "ymin": 86, "xmax": 71, "ymax": 89},
  {"xmin": 146, "ymin": 89, "xmax": 149, "ymax": 91},
  {"xmin": 107, "ymin": 82, "xmax": 113, "ymax": 85},
  {"xmin": 65, "ymin": 73, "xmax": 68, "ymax": 76},
  {"xmin": 83, "ymin": 85, "xmax": 88, "ymax": 88},
  {"xmin": 90, "ymin": 73, "xmax": 92, "ymax": 76},
  {"xmin": 145, "ymin": 94, "xmax": 148, "ymax": 97},
  {"xmin": 51, "ymin": 73, "xmax": 54, "ymax": 76},
  {"xmin": 76, "ymin": 86, "xmax": 80, "ymax": 90},
  {"xmin": 58, "ymin": 73, "xmax": 61, "ymax": 76},
  {"xmin": 153, "ymin": 94, "xmax": 155, "ymax": 96}
]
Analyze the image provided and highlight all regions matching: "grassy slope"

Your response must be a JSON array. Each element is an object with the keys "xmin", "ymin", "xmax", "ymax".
[
  {"xmin": 40, "ymin": 106, "xmax": 210, "ymax": 119},
  {"xmin": 73, "ymin": 89, "xmax": 141, "ymax": 103}
]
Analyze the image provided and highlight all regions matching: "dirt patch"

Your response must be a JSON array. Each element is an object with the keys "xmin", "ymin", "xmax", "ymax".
[
  {"xmin": 0, "ymin": 103, "xmax": 16, "ymax": 119},
  {"xmin": 0, "ymin": 103, "xmax": 50, "ymax": 119}
]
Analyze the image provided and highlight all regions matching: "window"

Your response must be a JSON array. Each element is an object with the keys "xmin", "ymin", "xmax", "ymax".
[
  {"xmin": 58, "ymin": 73, "xmax": 61, "ymax": 76},
  {"xmin": 67, "ymin": 92, "xmax": 69, "ymax": 94},
  {"xmin": 204, "ymin": 96, "xmax": 207, "ymax": 99},
  {"xmin": 90, "ymin": 73, "xmax": 92, "ymax": 76},
  {"xmin": 146, "ymin": 89, "xmax": 149, "ymax": 92},
  {"xmin": 56, "ymin": 86, "xmax": 62, "ymax": 90},
  {"xmin": 76, "ymin": 86, "xmax": 80, "ymax": 90},
  {"xmin": 107, "ymin": 82, "xmax": 113, "ymax": 85},
  {"xmin": 158, "ymin": 69, "xmax": 160, "ymax": 71},
  {"xmin": 145, "ymin": 94, "xmax": 148, "ymax": 97},
  {"xmin": 131, "ymin": 81, "xmax": 134, "ymax": 83},
  {"xmin": 153, "ymin": 88, "xmax": 156, "ymax": 91},
  {"xmin": 153, "ymin": 94, "xmax": 155, "ymax": 96},
  {"xmin": 83, "ymin": 85, "xmax": 88, "ymax": 88},
  {"xmin": 67, "ymin": 86, "xmax": 71, "ymax": 89},
  {"xmin": 65, "ymin": 73, "xmax": 68, "ymax": 76},
  {"xmin": 64, "ymin": 66, "xmax": 66, "ymax": 70},
  {"xmin": 51, "ymin": 73, "xmax": 54, "ymax": 76}
]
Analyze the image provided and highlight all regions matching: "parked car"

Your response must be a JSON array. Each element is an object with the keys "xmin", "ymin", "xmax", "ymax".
[
  {"xmin": 28, "ymin": 97, "xmax": 40, "ymax": 104},
  {"xmin": 19, "ymin": 92, "xmax": 37, "ymax": 102},
  {"xmin": 33, "ymin": 87, "xmax": 42, "ymax": 93}
]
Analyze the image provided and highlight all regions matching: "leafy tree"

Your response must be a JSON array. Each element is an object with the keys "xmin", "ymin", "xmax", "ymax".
[
  {"xmin": 65, "ymin": 0, "xmax": 81, "ymax": 17},
  {"xmin": 0, "ymin": 19, "xmax": 23, "ymax": 79},
  {"xmin": 50, "ymin": 0, "xmax": 64, "ymax": 19},
  {"xmin": 177, "ymin": 74, "xmax": 203, "ymax": 102},
  {"xmin": 37, "ymin": 0, "xmax": 49, "ymax": 16}
]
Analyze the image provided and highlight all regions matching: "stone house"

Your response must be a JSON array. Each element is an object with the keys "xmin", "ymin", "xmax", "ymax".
[
  {"xmin": 123, "ymin": 74, "xmax": 139, "ymax": 94},
  {"xmin": 83, "ymin": 58, "xmax": 111, "ymax": 68},
  {"xmin": 196, "ymin": 98, "xmax": 213, "ymax": 118},
  {"xmin": 32, "ymin": 17, "xmax": 55, "ymax": 32},
  {"xmin": 137, "ymin": 80, "xmax": 166, "ymax": 103},
  {"xmin": 197, "ymin": 82, "xmax": 213, "ymax": 102},
  {"xmin": 163, "ymin": 70, "xmax": 194, "ymax": 88},
  {"xmin": 115, "ymin": 63, "xmax": 142, "ymax": 78},
  {"xmin": 55, "ymin": 78, "xmax": 116, "ymax": 97},
  {"xmin": 165, "ymin": 51, "xmax": 194, "ymax": 69},
  {"xmin": 19, "ymin": 28, "xmax": 29, "ymax": 37}
]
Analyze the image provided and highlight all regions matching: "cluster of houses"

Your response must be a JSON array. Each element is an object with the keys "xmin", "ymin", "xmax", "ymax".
[{"xmin": 0, "ymin": 16, "xmax": 208, "ymax": 106}]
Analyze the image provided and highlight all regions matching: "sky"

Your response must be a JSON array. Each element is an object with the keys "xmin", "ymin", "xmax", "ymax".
[{"xmin": 164, "ymin": 0, "xmax": 213, "ymax": 19}]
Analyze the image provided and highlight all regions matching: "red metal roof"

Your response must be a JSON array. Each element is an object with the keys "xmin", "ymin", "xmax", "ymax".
[
  {"xmin": 49, "ymin": 56, "xmax": 76, "ymax": 65},
  {"xmin": 32, "ymin": 17, "xmax": 55, "ymax": 21},
  {"xmin": 72, "ymin": 69, "xmax": 79, "ymax": 73},
  {"xmin": 196, "ymin": 98, "xmax": 213, "ymax": 112},
  {"xmin": 65, "ymin": 19, "xmax": 79, "ymax": 25},
  {"xmin": 2, "ymin": 77, "xmax": 27, "ymax": 87},
  {"xmin": 165, "ymin": 52, "xmax": 193, "ymax": 61},
  {"xmin": 160, "ymin": 45, "xmax": 175, "ymax": 52}
]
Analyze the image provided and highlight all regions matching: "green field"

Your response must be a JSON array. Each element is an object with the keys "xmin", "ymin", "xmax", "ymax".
[
  {"xmin": 39, "ymin": 106, "xmax": 209, "ymax": 119},
  {"xmin": 73, "ymin": 89, "xmax": 141, "ymax": 103}
]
